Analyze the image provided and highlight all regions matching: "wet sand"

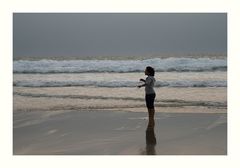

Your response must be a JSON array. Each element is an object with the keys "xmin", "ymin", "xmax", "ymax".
[{"xmin": 13, "ymin": 110, "xmax": 227, "ymax": 155}]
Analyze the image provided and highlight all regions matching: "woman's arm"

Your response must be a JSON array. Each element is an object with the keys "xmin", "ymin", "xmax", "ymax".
[
  {"xmin": 138, "ymin": 78, "xmax": 146, "ymax": 88},
  {"xmin": 137, "ymin": 83, "xmax": 146, "ymax": 88}
]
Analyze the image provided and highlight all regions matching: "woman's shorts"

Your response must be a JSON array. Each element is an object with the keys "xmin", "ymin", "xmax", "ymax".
[{"xmin": 145, "ymin": 93, "xmax": 156, "ymax": 109}]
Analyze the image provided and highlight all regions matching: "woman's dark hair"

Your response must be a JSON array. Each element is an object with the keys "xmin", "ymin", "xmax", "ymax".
[{"xmin": 146, "ymin": 66, "xmax": 155, "ymax": 76}]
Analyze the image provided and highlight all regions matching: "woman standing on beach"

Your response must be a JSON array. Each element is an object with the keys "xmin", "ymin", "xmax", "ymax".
[{"xmin": 138, "ymin": 66, "xmax": 156, "ymax": 128}]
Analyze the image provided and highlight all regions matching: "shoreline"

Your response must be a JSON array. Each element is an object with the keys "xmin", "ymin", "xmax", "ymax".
[{"xmin": 13, "ymin": 86, "xmax": 227, "ymax": 113}]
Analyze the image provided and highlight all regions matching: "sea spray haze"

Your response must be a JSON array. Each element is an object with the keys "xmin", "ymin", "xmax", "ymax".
[{"xmin": 13, "ymin": 58, "xmax": 227, "ymax": 88}]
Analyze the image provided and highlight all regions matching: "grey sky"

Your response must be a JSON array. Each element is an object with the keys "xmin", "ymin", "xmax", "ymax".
[{"xmin": 13, "ymin": 13, "xmax": 227, "ymax": 58}]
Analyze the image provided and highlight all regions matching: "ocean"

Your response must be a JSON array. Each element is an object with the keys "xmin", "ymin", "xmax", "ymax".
[{"xmin": 13, "ymin": 55, "xmax": 227, "ymax": 113}]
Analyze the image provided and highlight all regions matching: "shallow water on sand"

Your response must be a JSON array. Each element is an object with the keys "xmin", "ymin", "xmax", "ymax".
[{"xmin": 13, "ymin": 71, "xmax": 227, "ymax": 113}]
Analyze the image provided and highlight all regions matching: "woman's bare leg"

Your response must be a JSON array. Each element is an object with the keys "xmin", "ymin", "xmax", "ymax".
[{"xmin": 147, "ymin": 108, "xmax": 155, "ymax": 128}]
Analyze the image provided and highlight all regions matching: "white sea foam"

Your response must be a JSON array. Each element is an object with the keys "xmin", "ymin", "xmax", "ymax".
[
  {"xmin": 13, "ymin": 79, "xmax": 227, "ymax": 88},
  {"xmin": 13, "ymin": 58, "xmax": 227, "ymax": 73}
]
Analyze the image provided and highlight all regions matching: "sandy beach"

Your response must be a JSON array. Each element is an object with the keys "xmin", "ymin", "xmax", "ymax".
[
  {"xmin": 13, "ymin": 77, "xmax": 227, "ymax": 155},
  {"xmin": 13, "ymin": 109, "xmax": 227, "ymax": 155}
]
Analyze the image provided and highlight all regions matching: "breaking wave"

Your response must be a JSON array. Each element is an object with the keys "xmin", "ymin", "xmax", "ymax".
[
  {"xmin": 13, "ymin": 80, "xmax": 227, "ymax": 88},
  {"xmin": 13, "ymin": 58, "xmax": 227, "ymax": 74}
]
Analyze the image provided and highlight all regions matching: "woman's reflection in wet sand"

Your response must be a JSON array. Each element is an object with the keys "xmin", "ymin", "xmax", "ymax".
[
  {"xmin": 145, "ymin": 125, "xmax": 157, "ymax": 155},
  {"xmin": 141, "ymin": 120, "xmax": 157, "ymax": 155}
]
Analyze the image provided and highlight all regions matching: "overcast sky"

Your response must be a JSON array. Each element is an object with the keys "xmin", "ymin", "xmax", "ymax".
[{"xmin": 13, "ymin": 13, "xmax": 227, "ymax": 58}]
